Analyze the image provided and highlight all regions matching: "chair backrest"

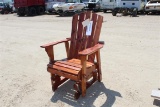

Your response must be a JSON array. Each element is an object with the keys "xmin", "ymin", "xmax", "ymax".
[{"xmin": 69, "ymin": 11, "xmax": 103, "ymax": 63}]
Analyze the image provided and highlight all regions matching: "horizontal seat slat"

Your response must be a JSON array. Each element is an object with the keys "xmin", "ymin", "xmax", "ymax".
[
  {"xmin": 68, "ymin": 59, "xmax": 94, "ymax": 67},
  {"xmin": 54, "ymin": 62, "xmax": 81, "ymax": 71},
  {"xmin": 56, "ymin": 61, "xmax": 82, "ymax": 68},
  {"xmin": 48, "ymin": 64, "xmax": 79, "ymax": 75}
]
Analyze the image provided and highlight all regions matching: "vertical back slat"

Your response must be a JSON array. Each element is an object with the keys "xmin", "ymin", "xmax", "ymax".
[
  {"xmin": 80, "ymin": 11, "xmax": 92, "ymax": 51},
  {"xmin": 86, "ymin": 13, "xmax": 98, "ymax": 49},
  {"xmin": 93, "ymin": 16, "xmax": 103, "ymax": 44},
  {"xmin": 87, "ymin": 13, "xmax": 98, "ymax": 62},
  {"xmin": 69, "ymin": 14, "xmax": 79, "ymax": 59},
  {"xmin": 88, "ymin": 15, "xmax": 103, "ymax": 62},
  {"xmin": 74, "ymin": 12, "xmax": 86, "ymax": 58}
]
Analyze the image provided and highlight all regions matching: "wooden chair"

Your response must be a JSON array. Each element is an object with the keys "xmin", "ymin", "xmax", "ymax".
[{"xmin": 41, "ymin": 11, "xmax": 104, "ymax": 99}]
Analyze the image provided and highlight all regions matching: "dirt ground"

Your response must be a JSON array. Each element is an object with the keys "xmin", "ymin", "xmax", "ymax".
[{"xmin": 0, "ymin": 12, "xmax": 160, "ymax": 107}]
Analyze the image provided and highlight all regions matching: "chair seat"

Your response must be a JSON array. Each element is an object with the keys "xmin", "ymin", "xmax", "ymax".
[{"xmin": 47, "ymin": 59, "xmax": 95, "ymax": 81}]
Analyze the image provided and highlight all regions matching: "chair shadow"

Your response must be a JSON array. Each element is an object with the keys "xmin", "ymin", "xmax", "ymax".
[{"xmin": 51, "ymin": 80, "xmax": 122, "ymax": 107}]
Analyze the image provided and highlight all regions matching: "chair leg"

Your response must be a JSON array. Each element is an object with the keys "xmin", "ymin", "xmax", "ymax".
[
  {"xmin": 93, "ymin": 70, "xmax": 98, "ymax": 81},
  {"xmin": 51, "ymin": 74, "xmax": 69, "ymax": 92},
  {"xmin": 96, "ymin": 50, "xmax": 102, "ymax": 82},
  {"xmin": 51, "ymin": 74, "xmax": 60, "ymax": 91},
  {"xmin": 73, "ymin": 71, "xmax": 98, "ymax": 99},
  {"xmin": 86, "ymin": 70, "xmax": 97, "ymax": 88},
  {"xmin": 97, "ymin": 67, "xmax": 102, "ymax": 82},
  {"xmin": 80, "ymin": 56, "xmax": 87, "ymax": 97},
  {"xmin": 74, "ymin": 82, "xmax": 81, "ymax": 99}
]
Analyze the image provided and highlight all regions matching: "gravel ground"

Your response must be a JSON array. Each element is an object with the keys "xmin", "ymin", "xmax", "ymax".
[{"xmin": 0, "ymin": 12, "xmax": 160, "ymax": 107}]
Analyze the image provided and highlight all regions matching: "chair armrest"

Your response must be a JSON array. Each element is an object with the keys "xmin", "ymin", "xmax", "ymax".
[
  {"xmin": 40, "ymin": 38, "xmax": 71, "ymax": 48},
  {"xmin": 79, "ymin": 44, "xmax": 104, "ymax": 56}
]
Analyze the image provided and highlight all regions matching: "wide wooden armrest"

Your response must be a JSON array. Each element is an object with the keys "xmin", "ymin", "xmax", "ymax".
[
  {"xmin": 79, "ymin": 44, "xmax": 104, "ymax": 56},
  {"xmin": 40, "ymin": 38, "xmax": 71, "ymax": 48}
]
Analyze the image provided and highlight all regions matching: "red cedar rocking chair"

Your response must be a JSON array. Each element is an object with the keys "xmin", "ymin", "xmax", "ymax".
[{"xmin": 41, "ymin": 11, "xmax": 104, "ymax": 99}]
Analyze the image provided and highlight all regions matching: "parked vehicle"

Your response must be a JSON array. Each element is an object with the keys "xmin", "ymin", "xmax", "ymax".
[
  {"xmin": 0, "ymin": 2, "xmax": 13, "ymax": 14},
  {"xmin": 45, "ymin": 0, "xmax": 65, "ymax": 13},
  {"xmin": 9, "ymin": 2, "xmax": 17, "ymax": 13},
  {"xmin": 85, "ymin": 0, "xmax": 101, "ymax": 11},
  {"xmin": 82, "ymin": 0, "xmax": 89, "ymax": 7},
  {"xmin": 14, "ymin": 0, "xmax": 45, "ymax": 16},
  {"xmin": 145, "ymin": 0, "xmax": 160, "ymax": 14},
  {"xmin": 101, "ymin": 0, "xmax": 147, "ymax": 16},
  {"xmin": 100, "ymin": 0, "xmax": 115, "ymax": 13},
  {"xmin": 53, "ymin": 0, "xmax": 86, "ymax": 16},
  {"xmin": 0, "ymin": 2, "xmax": 5, "ymax": 13}
]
